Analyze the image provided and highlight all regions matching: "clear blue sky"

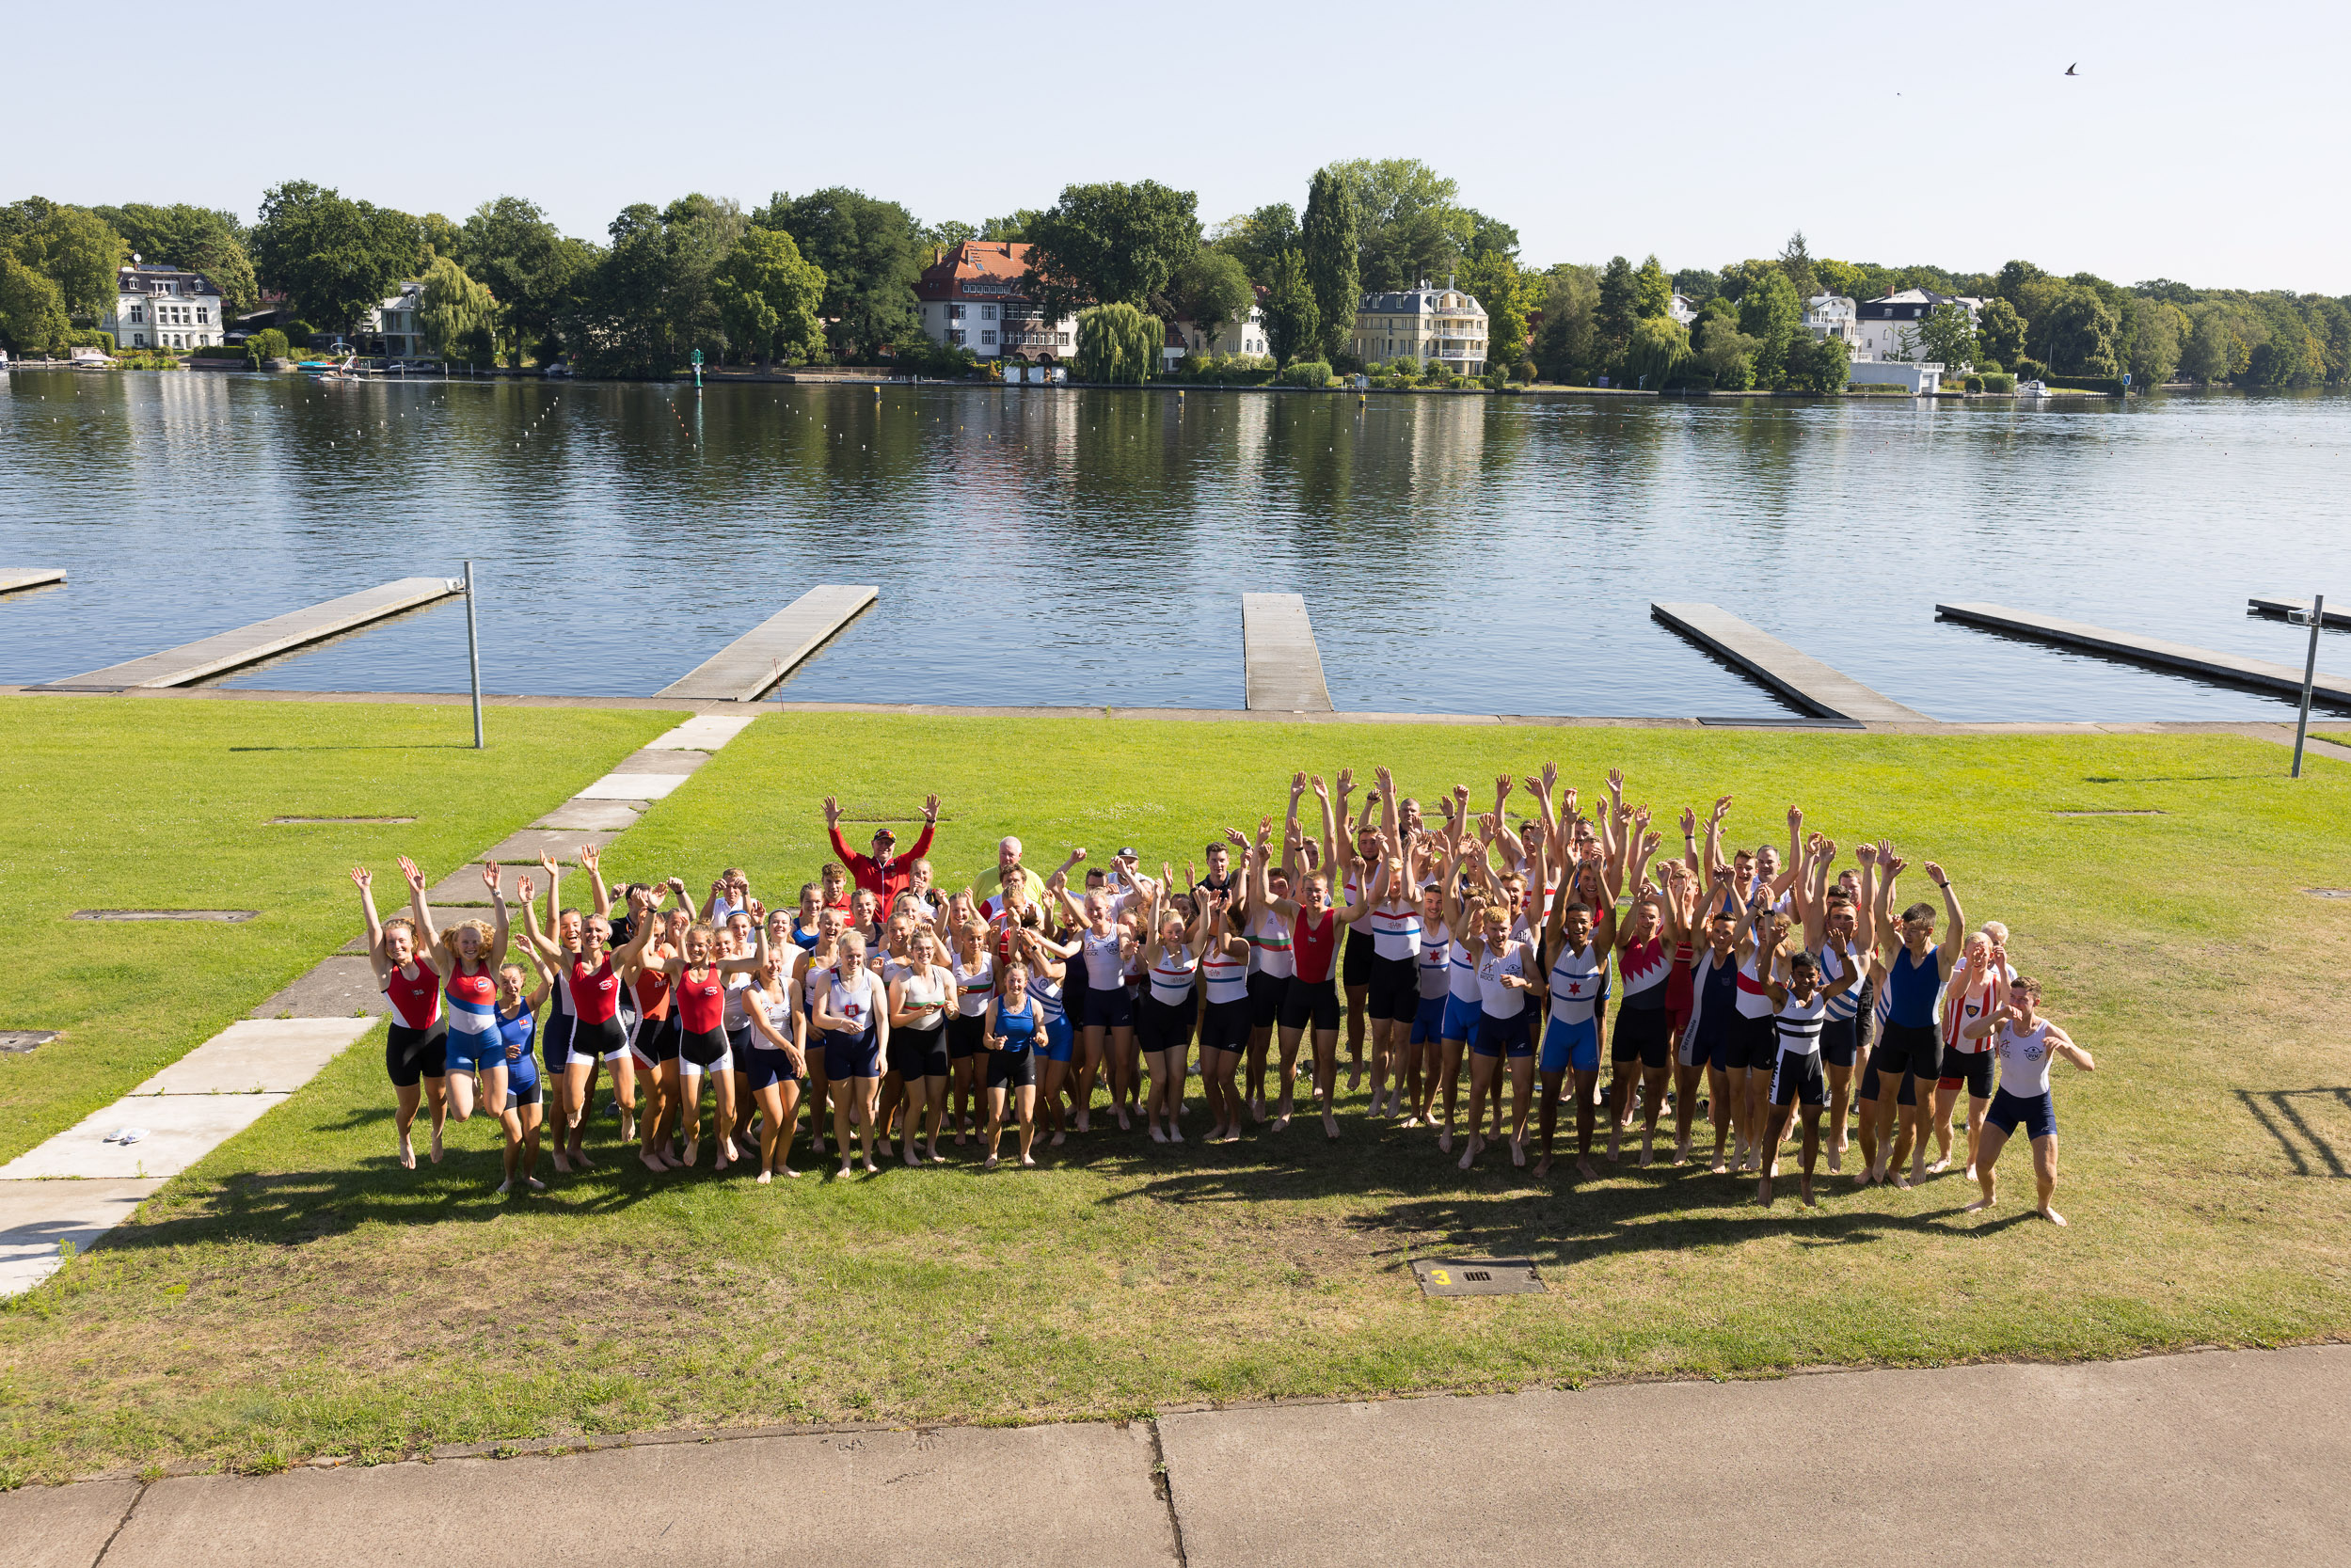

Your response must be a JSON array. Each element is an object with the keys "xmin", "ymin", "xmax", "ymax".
[{"xmin": 12, "ymin": 0, "xmax": 2344, "ymax": 293}]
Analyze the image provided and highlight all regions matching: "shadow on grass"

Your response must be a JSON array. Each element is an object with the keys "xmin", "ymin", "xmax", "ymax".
[{"xmin": 2236, "ymin": 1087, "xmax": 2351, "ymax": 1177}]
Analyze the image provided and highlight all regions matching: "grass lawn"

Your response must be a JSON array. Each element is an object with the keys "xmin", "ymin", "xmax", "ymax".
[
  {"xmin": 5, "ymin": 713, "xmax": 2351, "ymax": 1483},
  {"xmin": 0, "ymin": 698, "xmax": 678, "ymax": 1166}
]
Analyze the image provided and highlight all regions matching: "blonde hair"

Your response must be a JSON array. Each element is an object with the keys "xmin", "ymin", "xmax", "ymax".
[{"xmin": 441, "ymin": 917, "xmax": 496, "ymax": 956}]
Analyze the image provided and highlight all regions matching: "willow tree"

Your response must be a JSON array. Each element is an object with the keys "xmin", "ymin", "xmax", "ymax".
[
  {"xmin": 419, "ymin": 254, "xmax": 498, "ymax": 363},
  {"xmin": 1074, "ymin": 302, "xmax": 1160, "ymax": 383}
]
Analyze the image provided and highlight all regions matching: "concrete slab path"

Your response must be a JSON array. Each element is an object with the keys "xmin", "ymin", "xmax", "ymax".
[
  {"xmin": 0, "ymin": 1180, "xmax": 162, "ymax": 1297},
  {"xmin": 7, "ymin": 1346, "xmax": 2344, "ymax": 1567},
  {"xmin": 129, "ymin": 1019, "xmax": 374, "ymax": 1096},
  {"xmin": 0, "ymin": 1092, "xmax": 292, "ymax": 1181}
]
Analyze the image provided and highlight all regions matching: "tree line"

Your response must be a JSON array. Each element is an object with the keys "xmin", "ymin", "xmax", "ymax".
[{"xmin": 3, "ymin": 179, "xmax": 2346, "ymax": 391}]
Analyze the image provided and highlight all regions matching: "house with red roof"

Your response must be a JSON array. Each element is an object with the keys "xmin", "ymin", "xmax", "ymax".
[{"xmin": 913, "ymin": 241, "xmax": 1081, "ymax": 364}]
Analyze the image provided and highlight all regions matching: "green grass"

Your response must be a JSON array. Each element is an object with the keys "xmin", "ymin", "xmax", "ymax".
[
  {"xmin": 0, "ymin": 698, "xmax": 678, "ymax": 1165},
  {"xmin": 6, "ymin": 712, "xmax": 2351, "ymax": 1482}
]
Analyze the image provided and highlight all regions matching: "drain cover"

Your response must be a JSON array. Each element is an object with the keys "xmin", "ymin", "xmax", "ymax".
[
  {"xmin": 2051, "ymin": 810, "xmax": 2166, "ymax": 816},
  {"xmin": 2307, "ymin": 889, "xmax": 2351, "ymax": 899},
  {"xmin": 0, "ymin": 1030, "xmax": 58, "ymax": 1053},
  {"xmin": 1412, "ymin": 1258, "xmax": 1545, "ymax": 1297},
  {"xmin": 71, "ymin": 910, "xmax": 260, "ymax": 923},
  {"xmin": 270, "ymin": 816, "xmax": 418, "ymax": 825}
]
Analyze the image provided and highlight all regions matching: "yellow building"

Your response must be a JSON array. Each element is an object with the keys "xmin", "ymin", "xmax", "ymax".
[{"xmin": 1353, "ymin": 278, "xmax": 1487, "ymax": 375}]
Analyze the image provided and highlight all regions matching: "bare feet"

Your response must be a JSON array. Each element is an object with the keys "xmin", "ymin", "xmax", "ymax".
[
  {"xmin": 1051, "ymin": 1130, "xmax": 1067, "ymax": 1148},
  {"xmin": 1323, "ymin": 1111, "xmax": 1340, "ymax": 1141},
  {"xmin": 1115, "ymin": 1107, "xmax": 1132, "ymax": 1132},
  {"xmin": 1073, "ymin": 1111, "xmax": 1092, "ymax": 1134},
  {"xmin": 1534, "ymin": 1153, "xmax": 1553, "ymax": 1177},
  {"xmin": 1021, "ymin": 1153, "xmax": 1038, "ymax": 1168},
  {"xmin": 1756, "ymin": 1174, "xmax": 1774, "ymax": 1206},
  {"xmin": 526, "ymin": 1176, "xmax": 545, "ymax": 1191},
  {"xmin": 552, "ymin": 1151, "xmax": 572, "ymax": 1175},
  {"xmin": 1458, "ymin": 1134, "xmax": 1483, "ymax": 1171},
  {"xmin": 1250, "ymin": 1095, "xmax": 1265, "ymax": 1124},
  {"xmin": 1927, "ymin": 1157, "xmax": 1951, "ymax": 1175},
  {"xmin": 496, "ymin": 1178, "xmax": 514, "ymax": 1196},
  {"xmin": 1149, "ymin": 1124, "xmax": 1168, "ymax": 1144},
  {"xmin": 1510, "ymin": 1135, "xmax": 1526, "ymax": 1168},
  {"xmin": 1964, "ymin": 1195, "xmax": 1995, "ymax": 1213},
  {"xmin": 1709, "ymin": 1153, "xmax": 1728, "ymax": 1175},
  {"xmin": 863, "ymin": 1157, "xmax": 880, "ymax": 1174},
  {"xmin": 1799, "ymin": 1176, "xmax": 1815, "ymax": 1208},
  {"xmin": 984, "ymin": 1154, "xmax": 1000, "ymax": 1171},
  {"xmin": 2039, "ymin": 1206, "xmax": 2066, "ymax": 1226},
  {"xmin": 1826, "ymin": 1147, "xmax": 1843, "ymax": 1174},
  {"xmin": 571, "ymin": 1146, "xmax": 595, "ymax": 1168},
  {"xmin": 903, "ymin": 1147, "xmax": 923, "ymax": 1167},
  {"xmin": 1168, "ymin": 1125, "xmax": 1184, "ymax": 1144},
  {"xmin": 1272, "ymin": 1112, "xmax": 1292, "ymax": 1133},
  {"xmin": 641, "ymin": 1151, "xmax": 667, "ymax": 1173},
  {"xmin": 757, "ymin": 1169, "xmax": 772, "ymax": 1184},
  {"xmin": 1347, "ymin": 1063, "xmax": 1361, "ymax": 1092},
  {"xmin": 1438, "ymin": 1128, "xmax": 1454, "ymax": 1155},
  {"xmin": 1576, "ymin": 1155, "xmax": 1600, "ymax": 1180},
  {"xmin": 398, "ymin": 1134, "xmax": 417, "ymax": 1170},
  {"xmin": 429, "ymin": 1127, "xmax": 444, "ymax": 1164}
]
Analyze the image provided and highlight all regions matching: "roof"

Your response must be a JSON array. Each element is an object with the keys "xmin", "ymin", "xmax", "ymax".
[
  {"xmin": 914, "ymin": 241, "xmax": 1040, "ymax": 303},
  {"xmin": 1356, "ymin": 286, "xmax": 1486, "ymax": 317},
  {"xmin": 117, "ymin": 261, "xmax": 222, "ymax": 297},
  {"xmin": 1858, "ymin": 287, "xmax": 1986, "ymax": 320}
]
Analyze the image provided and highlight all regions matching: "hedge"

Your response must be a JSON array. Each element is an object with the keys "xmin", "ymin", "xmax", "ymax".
[{"xmin": 2043, "ymin": 374, "xmax": 2125, "ymax": 395}]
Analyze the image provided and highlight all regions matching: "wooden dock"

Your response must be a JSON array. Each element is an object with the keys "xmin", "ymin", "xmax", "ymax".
[
  {"xmin": 2248, "ymin": 595, "xmax": 2351, "ymax": 630},
  {"xmin": 0, "ymin": 569, "xmax": 67, "ymax": 594},
  {"xmin": 1937, "ymin": 601, "xmax": 2351, "ymax": 705},
  {"xmin": 1650, "ymin": 602, "xmax": 1926, "ymax": 724},
  {"xmin": 37, "ymin": 577, "xmax": 464, "ymax": 691},
  {"xmin": 1242, "ymin": 593, "xmax": 1334, "ymax": 712},
  {"xmin": 656, "ymin": 585, "xmax": 877, "ymax": 702}
]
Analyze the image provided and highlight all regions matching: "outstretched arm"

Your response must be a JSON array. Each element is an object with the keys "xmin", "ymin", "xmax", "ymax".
[
  {"xmin": 1926, "ymin": 862, "xmax": 1966, "ymax": 978},
  {"xmin": 397, "ymin": 857, "xmax": 447, "ymax": 974},
  {"xmin": 485, "ymin": 864, "xmax": 512, "ymax": 968},
  {"xmin": 580, "ymin": 845, "xmax": 611, "ymax": 922},
  {"xmin": 352, "ymin": 867, "xmax": 391, "ymax": 982}
]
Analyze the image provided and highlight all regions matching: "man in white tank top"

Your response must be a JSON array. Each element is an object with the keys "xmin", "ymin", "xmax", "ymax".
[{"xmin": 1961, "ymin": 975, "xmax": 2093, "ymax": 1226}]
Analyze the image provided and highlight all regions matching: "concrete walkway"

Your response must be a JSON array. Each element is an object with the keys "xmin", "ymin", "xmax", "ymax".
[
  {"xmin": 0, "ymin": 712, "xmax": 760, "ymax": 1298},
  {"xmin": 7, "ymin": 1345, "xmax": 2345, "ymax": 1566}
]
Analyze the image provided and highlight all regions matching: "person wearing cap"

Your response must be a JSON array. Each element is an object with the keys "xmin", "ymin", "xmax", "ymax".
[{"xmin": 824, "ymin": 794, "xmax": 940, "ymax": 910}]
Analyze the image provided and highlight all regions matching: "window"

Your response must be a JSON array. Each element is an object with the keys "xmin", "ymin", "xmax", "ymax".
[
  {"xmin": 981, "ymin": 330, "xmax": 997, "ymax": 344},
  {"xmin": 198, "ymin": 307, "xmax": 208, "ymax": 325},
  {"xmin": 131, "ymin": 305, "xmax": 144, "ymax": 324},
  {"xmin": 982, "ymin": 305, "xmax": 996, "ymax": 321},
  {"xmin": 135, "ymin": 333, "xmax": 146, "ymax": 346},
  {"xmin": 949, "ymin": 304, "xmax": 965, "ymax": 321},
  {"xmin": 947, "ymin": 329, "xmax": 964, "ymax": 344}
]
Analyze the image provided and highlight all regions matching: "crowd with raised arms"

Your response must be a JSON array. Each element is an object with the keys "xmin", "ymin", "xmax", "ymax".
[{"xmin": 346, "ymin": 764, "xmax": 2095, "ymax": 1222}]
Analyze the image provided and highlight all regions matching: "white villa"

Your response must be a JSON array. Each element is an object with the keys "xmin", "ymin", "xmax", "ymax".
[
  {"xmin": 101, "ymin": 260, "xmax": 225, "ymax": 349},
  {"xmin": 363, "ymin": 281, "xmax": 429, "ymax": 358},
  {"xmin": 1163, "ymin": 288, "xmax": 1273, "ymax": 371},
  {"xmin": 1854, "ymin": 287, "xmax": 1987, "ymax": 364},
  {"xmin": 1804, "ymin": 294, "xmax": 1859, "ymax": 345},
  {"xmin": 1353, "ymin": 279, "xmax": 1488, "ymax": 376},
  {"xmin": 1669, "ymin": 292, "xmax": 1700, "ymax": 326},
  {"xmin": 913, "ymin": 241, "xmax": 1081, "ymax": 364}
]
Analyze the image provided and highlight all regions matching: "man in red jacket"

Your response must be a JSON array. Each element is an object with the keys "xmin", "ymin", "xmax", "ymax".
[{"xmin": 824, "ymin": 793, "xmax": 940, "ymax": 909}]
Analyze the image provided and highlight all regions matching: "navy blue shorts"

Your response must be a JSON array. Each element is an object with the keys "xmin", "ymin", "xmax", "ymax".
[
  {"xmin": 1986, "ymin": 1086, "xmax": 2057, "ymax": 1141},
  {"xmin": 540, "ymin": 1011, "xmax": 577, "ymax": 1070},
  {"xmin": 1679, "ymin": 1017, "xmax": 1731, "ymax": 1073},
  {"xmin": 1819, "ymin": 1015, "xmax": 1859, "ymax": 1069},
  {"xmin": 1472, "ymin": 1009, "xmax": 1533, "ymax": 1060},
  {"xmin": 823, "ymin": 1027, "xmax": 880, "ymax": 1081},
  {"xmin": 1085, "ymin": 984, "xmax": 1135, "ymax": 1030},
  {"xmin": 745, "ymin": 1045, "xmax": 801, "ymax": 1091},
  {"xmin": 1410, "ymin": 992, "xmax": 1448, "ymax": 1045}
]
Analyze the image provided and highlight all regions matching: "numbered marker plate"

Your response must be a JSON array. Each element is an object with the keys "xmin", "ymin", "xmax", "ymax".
[{"xmin": 1412, "ymin": 1258, "xmax": 1545, "ymax": 1297}]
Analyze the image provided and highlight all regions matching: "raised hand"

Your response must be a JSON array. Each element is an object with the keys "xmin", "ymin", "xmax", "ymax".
[
  {"xmin": 1633, "ymin": 804, "xmax": 1652, "ymax": 830},
  {"xmin": 517, "ymin": 874, "xmax": 535, "ymax": 902},
  {"xmin": 822, "ymin": 795, "xmax": 842, "ymax": 826},
  {"xmin": 1336, "ymin": 767, "xmax": 1356, "ymax": 795},
  {"xmin": 1607, "ymin": 768, "xmax": 1625, "ymax": 799},
  {"xmin": 350, "ymin": 865, "xmax": 372, "ymax": 890},
  {"xmin": 538, "ymin": 850, "xmax": 559, "ymax": 878},
  {"xmin": 1712, "ymin": 795, "xmax": 1733, "ymax": 821},
  {"xmin": 923, "ymin": 792, "xmax": 941, "ymax": 822},
  {"xmin": 579, "ymin": 844, "xmax": 601, "ymax": 873},
  {"xmin": 1884, "ymin": 854, "xmax": 1909, "ymax": 879},
  {"xmin": 1678, "ymin": 806, "xmax": 1696, "ymax": 836},
  {"xmin": 397, "ymin": 855, "xmax": 426, "ymax": 892},
  {"xmin": 1641, "ymin": 832, "xmax": 1662, "ymax": 857},
  {"xmin": 483, "ymin": 863, "xmax": 502, "ymax": 894},
  {"xmin": 1494, "ymin": 772, "xmax": 1513, "ymax": 801},
  {"xmin": 1540, "ymin": 760, "xmax": 1559, "ymax": 792},
  {"xmin": 749, "ymin": 897, "xmax": 765, "ymax": 920},
  {"xmin": 1923, "ymin": 861, "xmax": 1947, "ymax": 884},
  {"xmin": 1310, "ymin": 774, "xmax": 1330, "ymax": 800},
  {"xmin": 1855, "ymin": 842, "xmax": 1877, "ymax": 865},
  {"xmin": 1290, "ymin": 771, "xmax": 1308, "ymax": 797},
  {"xmin": 1223, "ymin": 827, "xmax": 1249, "ymax": 849}
]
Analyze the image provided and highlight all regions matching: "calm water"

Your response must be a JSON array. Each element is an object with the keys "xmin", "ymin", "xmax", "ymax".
[{"xmin": 3, "ymin": 369, "xmax": 2347, "ymax": 721}]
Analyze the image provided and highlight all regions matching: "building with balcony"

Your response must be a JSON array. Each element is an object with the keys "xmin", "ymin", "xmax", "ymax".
[
  {"xmin": 101, "ymin": 260, "xmax": 226, "ymax": 349},
  {"xmin": 1855, "ymin": 288, "xmax": 1986, "ymax": 363},
  {"xmin": 362, "ymin": 280, "xmax": 429, "ymax": 358},
  {"xmin": 1805, "ymin": 294, "xmax": 1859, "ymax": 345},
  {"xmin": 1669, "ymin": 293, "xmax": 1700, "ymax": 326},
  {"xmin": 913, "ymin": 241, "xmax": 1079, "ymax": 363},
  {"xmin": 1352, "ymin": 279, "xmax": 1488, "ymax": 376}
]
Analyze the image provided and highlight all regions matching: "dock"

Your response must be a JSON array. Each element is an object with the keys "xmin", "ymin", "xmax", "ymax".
[
  {"xmin": 1650, "ymin": 602, "xmax": 1926, "ymax": 724},
  {"xmin": 0, "ymin": 569, "xmax": 66, "ymax": 594},
  {"xmin": 37, "ymin": 577, "xmax": 464, "ymax": 691},
  {"xmin": 2248, "ymin": 595, "xmax": 2351, "ymax": 630},
  {"xmin": 1242, "ymin": 593, "xmax": 1334, "ymax": 712},
  {"xmin": 1937, "ymin": 602, "xmax": 2351, "ymax": 705},
  {"xmin": 656, "ymin": 585, "xmax": 877, "ymax": 702}
]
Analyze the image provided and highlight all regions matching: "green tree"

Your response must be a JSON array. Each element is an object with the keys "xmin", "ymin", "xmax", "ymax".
[
  {"xmin": 1693, "ymin": 314, "xmax": 1759, "ymax": 389},
  {"xmin": 420, "ymin": 212, "xmax": 463, "ymax": 261},
  {"xmin": 1260, "ymin": 249, "xmax": 1319, "ymax": 366},
  {"xmin": 1025, "ymin": 180, "xmax": 1199, "ymax": 321},
  {"xmin": 1533, "ymin": 263, "xmax": 1599, "ymax": 383},
  {"xmin": 1918, "ymin": 302, "xmax": 1978, "ymax": 369},
  {"xmin": 418, "ymin": 254, "xmax": 498, "ymax": 363},
  {"xmin": 1328, "ymin": 158, "xmax": 1472, "ymax": 291},
  {"xmin": 980, "ymin": 210, "xmax": 1042, "ymax": 242},
  {"xmin": 1167, "ymin": 248, "xmax": 1253, "ymax": 358},
  {"xmin": 1633, "ymin": 253, "xmax": 1673, "ymax": 320},
  {"xmin": 2244, "ymin": 296, "xmax": 2324, "ymax": 388},
  {"xmin": 250, "ymin": 182, "xmax": 423, "ymax": 332},
  {"xmin": 1738, "ymin": 269, "xmax": 1803, "ymax": 386},
  {"xmin": 710, "ymin": 226, "xmax": 826, "ymax": 372},
  {"xmin": 2180, "ymin": 309, "xmax": 2236, "ymax": 383},
  {"xmin": 2041, "ymin": 290, "xmax": 2119, "ymax": 375},
  {"xmin": 94, "ymin": 204, "xmax": 257, "ymax": 312},
  {"xmin": 2129, "ymin": 300, "xmax": 2185, "ymax": 388},
  {"xmin": 1206, "ymin": 203, "xmax": 1297, "ymax": 284},
  {"xmin": 756, "ymin": 188, "xmax": 927, "ymax": 361},
  {"xmin": 456, "ymin": 197, "xmax": 595, "ymax": 364},
  {"xmin": 1777, "ymin": 230, "xmax": 1819, "ymax": 302},
  {"xmin": 0, "ymin": 253, "xmax": 71, "ymax": 354},
  {"xmin": 1457, "ymin": 250, "xmax": 1527, "ymax": 373},
  {"xmin": 1596, "ymin": 255, "xmax": 1638, "ymax": 362},
  {"xmin": 1787, "ymin": 333, "xmax": 1851, "ymax": 393},
  {"xmin": 8, "ymin": 206, "xmax": 125, "ymax": 321},
  {"xmin": 926, "ymin": 219, "xmax": 978, "ymax": 251},
  {"xmin": 556, "ymin": 202, "xmax": 707, "ymax": 378},
  {"xmin": 1976, "ymin": 297, "xmax": 2025, "ymax": 368},
  {"xmin": 1623, "ymin": 314, "xmax": 1689, "ymax": 389},
  {"xmin": 1300, "ymin": 167, "xmax": 1359, "ymax": 363},
  {"xmin": 1073, "ymin": 301, "xmax": 1160, "ymax": 383}
]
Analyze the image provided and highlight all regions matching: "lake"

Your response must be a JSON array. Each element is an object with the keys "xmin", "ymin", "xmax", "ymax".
[{"xmin": 3, "ymin": 370, "xmax": 2346, "ymax": 721}]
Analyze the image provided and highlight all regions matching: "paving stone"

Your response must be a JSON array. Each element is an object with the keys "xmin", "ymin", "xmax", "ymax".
[
  {"xmin": 0, "ymin": 1475, "xmax": 142, "ymax": 1568},
  {"xmin": 480, "ymin": 829, "xmax": 620, "ymax": 864},
  {"xmin": 607, "ymin": 749, "xmax": 707, "ymax": 775},
  {"xmin": 532, "ymin": 799, "xmax": 645, "ymax": 832},
  {"xmin": 645, "ymin": 713, "xmax": 760, "ymax": 750},
  {"xmin": 252, "ymin": 956, "xmax": 388, "ymax": 1019},
  {"xmin": 131, "ymin": 1019, "xmax": 373, "ymax": 1096},
  {"xmin": 0, "ymin": 1094, "xmax": 290, "ymax": 1180}
]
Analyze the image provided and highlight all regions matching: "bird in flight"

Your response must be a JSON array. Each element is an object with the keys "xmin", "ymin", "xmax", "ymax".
[{"xmin": 2065, "ymin": 62, "xmax": 2079, "ymax": 74}]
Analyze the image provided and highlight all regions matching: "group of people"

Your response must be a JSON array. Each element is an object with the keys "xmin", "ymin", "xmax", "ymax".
[{"xmin": 351, "ymin": 766, "xmax": 2094, "ymax": 1222}]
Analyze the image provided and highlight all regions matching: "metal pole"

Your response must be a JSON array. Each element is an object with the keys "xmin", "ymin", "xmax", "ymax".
[
  {"xmin": 464, "ymin": 559, "xmax": 484, "ymax": 750},
  {"xmin": 2292, "ymin": 593, "xmax": 2324, "ymax": 777}
]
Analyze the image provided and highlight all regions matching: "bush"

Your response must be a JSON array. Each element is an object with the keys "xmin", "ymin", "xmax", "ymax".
[
  {"xmin": 284, "ymin": 320, "xmax": 316, "ymax": 342},
  {"xmin": 2044, "ymin": 374, "xmax": 2126, "ymax": 395},
  {"xmin": 68, "ymin": 328, "xmax": 115, "ymax": 349},
  {"xmin": 2014, "ymin": 357, "xmax": 2045, "ymax": 381},
  {"xmin": 1963, "ymin": 375, "xmax": 1984, "ymax": 392},
  {"xmin": 898, "ymin": 335, "xmax": 980, "ymax": 378},
  {"xmin": 1980, "ymin": 372, "xmax": 2016, "ymax": 393},
  {"xmin": 1279, "ymin": 358, "xmax": 1333, "ymax": 388},
  {"xmin": 1846, "ymin": 382, "xmax": 1914, "ymax": 395},
  {"xmin": 190, "ymin": 342, "xmax": 245, "ymax": 358},
  {"xmin": 1177, "ymin": 352, "xmax": 1276, "ymax": 386},
  {"xmin": 1975, "ymin": 358, "xmax": 2003, "ymax": 374},
  {"xmin": 245, "ymin": 328, "xmax": 291, "ymax": 369}
]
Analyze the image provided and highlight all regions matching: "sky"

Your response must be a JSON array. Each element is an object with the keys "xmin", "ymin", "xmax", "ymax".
[{"xmin": 8, "ymin": 0, "xmax": 2347, "ymax": 293}]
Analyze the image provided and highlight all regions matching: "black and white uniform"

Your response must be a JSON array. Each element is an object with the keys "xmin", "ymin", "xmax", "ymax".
[
  {"xmin": 1818, "ymin": 943, "xmax": 1866, "ymax": 1069},
  {"xmin": 1768, "ymin": 990, "xmax": 1829, "ymax": 1107},
  {"xmin": 1198, "ymin": 944, "xmax": 1250, "ymax": 1054},
  {"xmin": 1364, "ymin": 895, "xmax": 1422, "ymax": 1022}
]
